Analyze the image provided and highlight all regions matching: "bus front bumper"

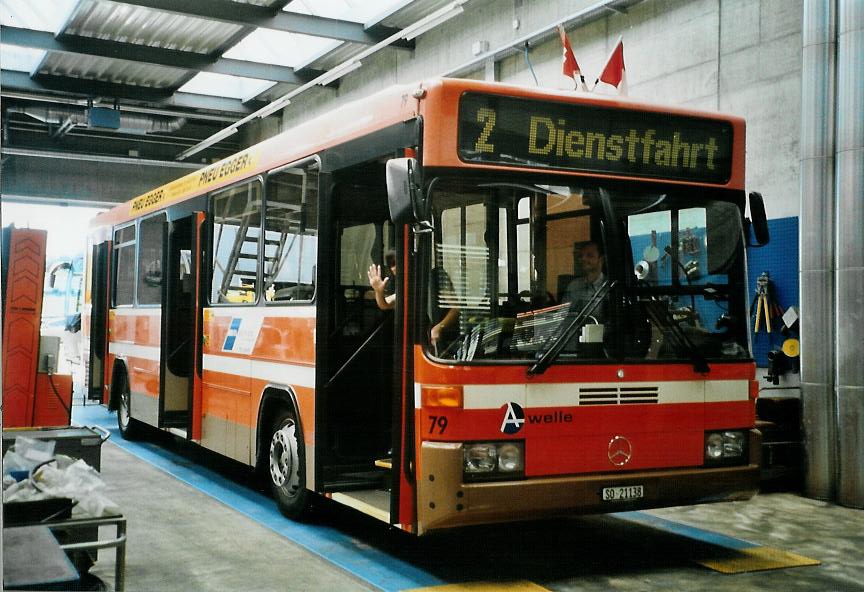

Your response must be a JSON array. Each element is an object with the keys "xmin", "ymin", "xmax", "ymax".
[{"xmin": 416, "ymin": 437, "xmax": 760, "ymax": 535}]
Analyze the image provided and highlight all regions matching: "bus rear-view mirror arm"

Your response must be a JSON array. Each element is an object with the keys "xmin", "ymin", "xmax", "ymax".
[
  {"xmin": 386, "ymin": 157, "xmax": 433, "ymax": 233},
  {"xmin": 746, "ymin": 191, "xmax": 770, "ymax": 247}
]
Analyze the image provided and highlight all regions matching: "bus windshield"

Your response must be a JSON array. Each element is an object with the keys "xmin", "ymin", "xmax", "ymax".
[{"xmin": 426, "ymin": 178, "xmax": 750, "ymax": 365}]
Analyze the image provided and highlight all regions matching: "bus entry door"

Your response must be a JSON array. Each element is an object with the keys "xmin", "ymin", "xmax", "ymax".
[{"xmin": 158, "ymin": 214, "xmax": 200, "ymax": 430}]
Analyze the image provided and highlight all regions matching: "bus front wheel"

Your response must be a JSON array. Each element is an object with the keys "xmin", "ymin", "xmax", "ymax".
[
  {"xmin": 116, "ymin": 371, "xmax": 142, "ymax": 440},
  {"xmin": 268, "ymin": 410, "xmax": 310, "ymax": 519}
]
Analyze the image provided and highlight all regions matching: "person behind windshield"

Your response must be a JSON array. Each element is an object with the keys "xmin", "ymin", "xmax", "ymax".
[
  {"xmin": 429, "ymin": 266, "xmax": 459, "ymax": 350},
  {"xmin": 563, "ymin": 241, "xmax": 607, "ymax": 322},
  {"xmin": 368, "ymin": 250, "xmax": 459, "ymax": 351},
  {"xmin": 367, "ymin": 249, "xmax": 397, "ymax": 311}
]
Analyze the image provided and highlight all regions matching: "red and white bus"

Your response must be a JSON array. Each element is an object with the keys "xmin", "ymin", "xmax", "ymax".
[{"xmin": 83, "ymin": 78, "xmax": 768, "ymax": 534}]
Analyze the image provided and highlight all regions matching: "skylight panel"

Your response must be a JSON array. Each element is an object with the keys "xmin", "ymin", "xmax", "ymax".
[
  {"xmin": 0, "ymin": 44, "xmax": 45, "ymax": 72},
  {"xmin": 285, "ymin": 0, "xmax": 411, "ymax": 24},
  {"xmin": 178, "ymin": 72, "xmax": 274, "ymax": 100},
  {"xmin": 0, "ymin": 0, "xmax": 78, "ymax": 33},
  {"xmin": 223, "ymin": 29, "xmax": 341, "ymax": 69}
]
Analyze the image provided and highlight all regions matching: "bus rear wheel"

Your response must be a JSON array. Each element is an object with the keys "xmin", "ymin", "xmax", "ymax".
[{"xmin": 268, "ymin": 410, "xmax": 310, "ymax": 519}]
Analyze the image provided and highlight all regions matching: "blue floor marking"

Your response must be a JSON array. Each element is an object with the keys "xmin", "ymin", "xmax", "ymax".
[
  {"xmin": 72, "ymin": 405, "xmax": 444, "ymax": 592},
  {"xmin": 614, "ymin": 511, "xmax": 756, "ymax": 551}
]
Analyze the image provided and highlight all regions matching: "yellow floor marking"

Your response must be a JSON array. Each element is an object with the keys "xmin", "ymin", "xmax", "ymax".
[
  {"xmin": 403, "ymin": 581, "xmax": 550, "ymax": 592},
  {"xmin": 697, "ymin": 546, "xmax": 821, "ymax": 574},
  {"xmin": 330, "ymin": 492, "xmax": 390, "ymax": 523}
]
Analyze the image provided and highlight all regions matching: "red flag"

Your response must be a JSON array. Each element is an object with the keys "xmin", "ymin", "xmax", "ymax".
[
  {"xmin": 595, "ymin": 36, "xmax": 627, "ymax": 95},
  {"xmin": 557, "ymin": 26, "xmax": 588, "ymax": 91}
]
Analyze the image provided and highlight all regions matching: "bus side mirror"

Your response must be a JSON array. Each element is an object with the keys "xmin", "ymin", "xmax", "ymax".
[
  {"xmin": 386, "ymin": 157, "xmax": 430, "ymax": 230},
  {"xmin": 747, "ymin": 192, "xmax": 770, "ymax": 247}
]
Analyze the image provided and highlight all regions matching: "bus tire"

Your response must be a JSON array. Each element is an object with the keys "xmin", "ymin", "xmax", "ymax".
[
  {"xmin": 267, "ymin": 409, "xmax": 310, "ymax": 519},
  {"xmin": 116, "ymin": 370, "xmax": 142, "ymax": 440}
]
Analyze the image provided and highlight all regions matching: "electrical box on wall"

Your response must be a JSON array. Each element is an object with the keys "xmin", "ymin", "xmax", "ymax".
[{"xmin": 38, "ymin": 335, "xmax": 61, "ymax": 374}]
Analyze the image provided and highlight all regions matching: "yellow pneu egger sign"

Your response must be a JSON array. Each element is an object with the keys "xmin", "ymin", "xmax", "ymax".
[{"xmin": 130, "ymin": 151, "xmax": 257, "ymax": 215}]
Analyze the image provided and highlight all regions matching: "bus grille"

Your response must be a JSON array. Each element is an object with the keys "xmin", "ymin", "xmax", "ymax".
[{"xmin": 579, "ymin": 386, "xmax": 659, "ymax": 405}]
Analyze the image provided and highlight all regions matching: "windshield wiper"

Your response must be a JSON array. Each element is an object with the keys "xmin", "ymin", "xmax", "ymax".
[
  {"xmin": 643, "ymin": 299, "xmax": 710, "ymax": 373},
  {"xmin": 528, "ymin": 280, "xmax": 616, "ymax": 376}
]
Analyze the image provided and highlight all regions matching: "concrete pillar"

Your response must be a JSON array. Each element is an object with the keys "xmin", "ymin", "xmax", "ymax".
[
  {"xmin": 835, "ymin": 0, "xmax": 864, "ymax": 508},
  {"xmin": 799, "ymin": 0, "xmax": 837, "ymax": 500}
]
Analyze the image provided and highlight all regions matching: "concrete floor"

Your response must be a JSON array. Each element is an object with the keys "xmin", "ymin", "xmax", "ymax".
[{"xmin": 70, "ymin": 402, "xmax": 863, "ymax": 592}]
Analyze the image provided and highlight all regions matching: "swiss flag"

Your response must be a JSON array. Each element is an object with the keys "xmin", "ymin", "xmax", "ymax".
[
  {"xmin": 557, "ymin": 26, "xmax": 588, "ymax": 91},
  {"xmin": 595, "ymin": 36, "xmax": 627, "ymax": 95}
]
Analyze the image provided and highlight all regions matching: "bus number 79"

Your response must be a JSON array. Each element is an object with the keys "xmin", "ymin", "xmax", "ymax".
[{"xmin": 428, "ymin": 415, "xmax": 448, "ymax": 435}]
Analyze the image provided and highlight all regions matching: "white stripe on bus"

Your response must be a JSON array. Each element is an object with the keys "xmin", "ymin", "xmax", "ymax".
[
  {"xmin": 111, "ymin": 307, "xmax": 161, "ymax": 317},
  {"xmin": 202, "ymin": 354, "xmax": 315, "ymax": 389},
  {"xmin": 415, "ymin": 380, "xmax": 748, "ymax": 409},
  {"xmin": 203, "ymin": 305, "xmax": 316, "ymax": 320},
  {"xmin": 109, "ymin": 341, "xmax": 160, "ymax": 360}
]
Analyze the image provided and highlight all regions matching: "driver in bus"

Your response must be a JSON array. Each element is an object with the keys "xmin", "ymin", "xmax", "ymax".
[{"xmin": 563, "ymin": 241, "xmax": 608, "ymax": 323}]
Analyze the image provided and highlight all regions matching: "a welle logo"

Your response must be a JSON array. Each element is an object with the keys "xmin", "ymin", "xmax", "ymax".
[{"xmin": 500, "ymin": 402, "xmax": 573, "ymax": 434}]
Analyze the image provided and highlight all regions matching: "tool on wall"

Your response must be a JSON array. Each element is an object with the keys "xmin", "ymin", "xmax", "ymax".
[
  {"xmin": 764, "ymin": 305, "xmax": 801, "ymax": 385},
  {"xmin": 753, "ymin": 271, "xmax": 783, "ymax": 333}
]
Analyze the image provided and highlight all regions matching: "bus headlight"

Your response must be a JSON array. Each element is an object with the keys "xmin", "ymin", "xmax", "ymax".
[
  {"xmin": 704, "ymin": 430, "xmax": 747, "ymax": 464},
  {"xmin": 498, "ymin": 443, "xmax": 523, "ymax": 472},
  {"xmin": 463, "ymin": 441, "xmax": 524, "ymax": 481},
  {"xmin": 464, "ymin": 443, "xmax": 497, "ymax": 473}
]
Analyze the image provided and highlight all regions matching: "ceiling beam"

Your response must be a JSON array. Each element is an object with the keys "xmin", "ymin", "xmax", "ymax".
[
  {"xmin": 2, "ymin": 147, "xmax": 203, "ymax": 168},
  {"xmin": 118, "ymin": 0, "xmax": 413, "ymax": 48},
  {"xmin": 1, "ymin": 70, "xmax": 256, "ymax": 114},
  {"xmin": 2, "ymin": 26, "xmax": 318, "ymax": 85}
]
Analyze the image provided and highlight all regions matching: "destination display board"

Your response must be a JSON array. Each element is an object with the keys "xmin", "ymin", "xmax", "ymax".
[{"xmin": 458, "ymin": 93, "xmax": 733, "ymax": 184}]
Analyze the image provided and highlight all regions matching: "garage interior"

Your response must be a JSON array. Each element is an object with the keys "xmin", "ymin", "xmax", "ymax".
[{"xmin": 2, "ymin": 0, "xmax": 862, "ymax": 590}]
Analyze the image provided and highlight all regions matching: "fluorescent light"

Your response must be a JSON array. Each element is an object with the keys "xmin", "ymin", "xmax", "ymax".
[
  {"xmin": 316, "ymin": 61, "xmax": 362, "ymax": 86},
  {"xmin": 208, "ymin": 126, "xmax": 239, "ymax": 144},
  {"xmin": 177, "ymin": 126, "xmax": 238, "ymax": 161},
  {"xmin": 256, "ymin": 98, "xmax": 290, "ymax": 119},
  {"xmin": 403, "ymin": 2, "xmax": 465, "ymax": 41}
]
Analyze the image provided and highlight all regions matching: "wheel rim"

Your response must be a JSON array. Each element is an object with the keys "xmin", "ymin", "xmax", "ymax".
[
  {"xmin": 119, "ymin": 389, "xmax": 130, "ymax": 429},
  {"xmin": 269, "ymin": 420, "xmax": 300, "ymax": 494}
]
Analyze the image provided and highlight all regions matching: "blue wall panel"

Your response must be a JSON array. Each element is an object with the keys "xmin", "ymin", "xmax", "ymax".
[{"xmin": 746, "ymin": 216, "xmax": 799, "ymax": 366}]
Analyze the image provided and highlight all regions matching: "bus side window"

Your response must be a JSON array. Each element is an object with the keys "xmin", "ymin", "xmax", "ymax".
[
  {"xmin": 137, "ymin": 213, "xmax": 165, "ymax": 305},
  {"xmin": 264, "ymin": 166, "xmax": 319, "ymax": 302},
  {"xmin": 112, "ymin": 224, "xmax": 136, "ymax": 307},
  {"xmin": 209, "ymin": 180, "xmax": 262, "ymax": 304}
]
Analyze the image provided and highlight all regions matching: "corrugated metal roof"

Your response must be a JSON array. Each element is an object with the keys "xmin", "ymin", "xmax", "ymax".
[
  {"xmin": 64, "ymin": 0, "xmax": 245, "ymax": 55},
  {"xmin": 375, "ymin": 0, "xmax": 455, "ymax": 29},
  {"xmin": 36, "ymin": 51, "xmax": 188, "ymax": 88}
]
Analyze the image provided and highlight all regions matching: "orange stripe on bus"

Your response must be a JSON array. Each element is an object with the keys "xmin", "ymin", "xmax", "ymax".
[
  {"xmin": 203, "ymin": 313, "xmax": 315, "ymax": 363},
  {"xmin": 128, "ymin": 357, "xmax": 160, "ymax": 398},
  {"xmin": 109, "ymin": 312, "xmax": 161, "ymax": 346}
]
